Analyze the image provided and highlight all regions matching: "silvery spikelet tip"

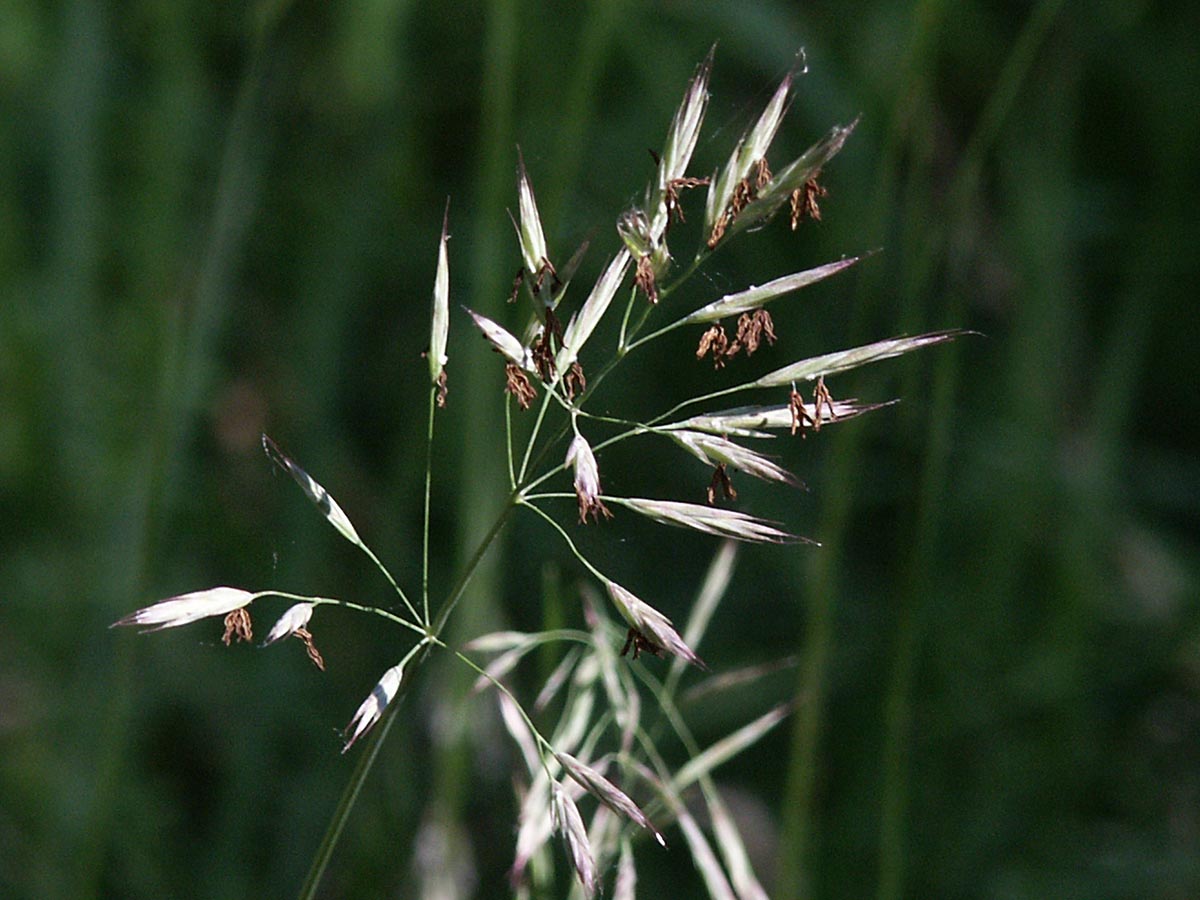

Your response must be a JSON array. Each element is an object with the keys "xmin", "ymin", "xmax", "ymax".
[
  {"xmin": 464, "ymin": 307, "xmax": 534, "ymax": 371},
  {"xmin": 262, "ymin": 434, "xmax": 364, "ymax": 547},
  {"xmin": 342, "ymin": 663, "xmax": 405, "ymax": 753},
  {"xmin": 428, "ymin": 199, "xmax": 451, "ymax": 392},
  {"xmin": 262, "ymin": 602, "xmax": 314, "ymax": 647},
  {"xmin": 566, "ymin": 432, "xmax": 612, "ymax": 524},
  {"xmin": 554, "ymin": 751, "xmax": 667, "ymax": 848},
  {"xmin": 515, "ymin": 149, "xmax": 549, "ymax": 277},
  {"xmin": 111, "ymin": 586, "xmax": 256, "ymax": 632},
  {"xmin": 552, "ymin": 782, "xmax": 597, "ymax": 897},
  {"xmin": 606, "ymin": 580, "xmax": 706, "ymax": 669}
]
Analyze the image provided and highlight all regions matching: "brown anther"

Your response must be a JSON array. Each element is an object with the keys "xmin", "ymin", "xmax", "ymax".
[
  {"xmin": 734, "ymin": 309, "xmax": 776, "ymax": 357},
  {"xmin": 696, "ymin": 325, "xmax": 730, "ymax": 368},
  {"xmin": 620, "ymin": 627, "xmax": 664, "ymax": 661},
  {"xmin": 577, "ymin": 491, "xmax": 612, "ymax": 525},
  {"xmin": 508, "ymin": 268, "xmax": 525, "ymax": 304},
  {"xmin": 531, "ymin": 258, "xmax": 560, "ymax": 296},
  {"xmin": 505, "ymin": 362, "xmax": 537, "ymax": 410},
  {"xmin": 730, "ymin": 177, "xmax": 754, "ymax": 217},
  {"xmin": 635, "ymin": 255, "xmax": 659, "ymax": 305},
  {"xmin": 532, "ymin": 307, "xmax": 565, "ymax": 382},
  {"xmin": 790, "ymin": 175, "xmax": 827, "ymax": 229},
  {"xmin": 789, "ymin": 387, "xmax": 815, "ymax": 436},
  {"xmin": 754, "ymin": 156, "xmax": 772, "ymax": 190},
  {"xmin": 663, "ymin": 175, "xmax": 711, "ymax": 231},
  {"xmin": 707, "ymin": 210, "xmax": 730, "ymax": 248},
  {"xmin": 295, "ymin": 627, "xmax": 326, "ymax": 672},
  {"xmin": 707, "ymin": 463, "xmax": 737, "ymax": 504},
  {"xmin": 563, "ymin": 361, "xmax": 586, "ymax": 401},
  {"xmin": 435, "ymin": 371, "xmax": 448, "ymax": 408},
  {"xmin": 221, "ymin": 608, "xmax": 253, "ymax": 646},
  {"xmin": 812, "ymin": 375, "xmax": 837, "ymax": 424},
  {"xmin": 789, "ymin": 376, "xmax": 838, "ymax": 436}
]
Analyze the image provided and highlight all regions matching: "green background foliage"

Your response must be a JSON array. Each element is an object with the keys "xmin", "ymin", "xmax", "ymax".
[{"xmin": 3, "ymin": 0, "xmax": 1197, "ymax": 897}]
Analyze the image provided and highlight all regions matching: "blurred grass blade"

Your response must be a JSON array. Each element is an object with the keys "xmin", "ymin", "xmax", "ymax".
[
  {"xmin": 679, "ymin": 540, "xmax": 738, "ymax": 660},
  {"xmin": 674, "ymin": 704, "xmax": 791, "ymax": 793},
  {"xmin": 707, "ymin": 790, "xmax": 768, "ymax": 900},
  {"xmin": 675, "ymin": 803, "xmax": 737, "ymax": 900}
]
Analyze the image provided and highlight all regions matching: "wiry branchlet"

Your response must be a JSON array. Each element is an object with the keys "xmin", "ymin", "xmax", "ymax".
[
  {"xmin": 705, "ymin": 70, "xmax": 793, "ymax": 244},
  {"xmin": 614, "ymin": 497, "xmax": 805, "ymax": 545},
  {"xmin": 566, "ymin": 432, "xmax": 611, "ymax": 524},
  {"xmin": 343, "ymin": 663, "xmax": 404, "ymax": 753},
  {"xmin": 555, "ymin": 750, "xmax": 667, "ymax": 847},
  {"xmin": 670, "ymin": 430, "xmax": 801, "ymax": 488},
  {"xmin": 552, "ymin": 781, "xmax": 597, "ymax": 898},
  {"xmin": 428, "ymin": 203, "xmax": 451, "ymax": 406},
  {"xmin": 606, "ymin": 580, "xmax": 705, "ymax": 669},
  {"xmin": 262, "ymin": 435, "xmax": 364, "ymax": 548},
  {"xmin": 753, "ymin": 330, "xmax": 961, "ymax": 388},
  {"xmin": 668, "ymin": 399, "xmax": 891, "ymax": 438},
  {"xmin": 111, "ymin": 586, "xmax": 257, "ymax": 633},
  {"xmin": 681, "ymin": 257, "xmax": 861, "ymax": 327}
]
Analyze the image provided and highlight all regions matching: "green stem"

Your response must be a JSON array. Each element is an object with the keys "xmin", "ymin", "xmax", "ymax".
[
  {"xmin": 422, "ymin": 384, "xmax": 437, "ymax": 627},
  {"xmin": 298, "ymin": 496, "xmax": 517, "ymax": 900},
  {"xmin": 257, "ymin": 591, "xmax": 425, "ymax": 636}
]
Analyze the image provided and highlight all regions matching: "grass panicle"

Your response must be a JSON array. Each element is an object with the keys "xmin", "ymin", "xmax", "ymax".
[{"xmin": 111, "ymin": 50, "xmax": 957, "ymax": 898}]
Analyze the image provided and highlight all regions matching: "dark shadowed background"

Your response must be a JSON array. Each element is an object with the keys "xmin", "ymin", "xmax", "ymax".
[{"xmin": 3, "ymin": 1, "xmax": 1198, "ymax": 897}]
